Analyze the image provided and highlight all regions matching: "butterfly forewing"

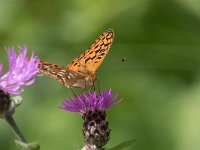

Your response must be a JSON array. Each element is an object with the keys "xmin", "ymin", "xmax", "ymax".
[{"xmin": 66, "ymin": 29, "xmax": 114, "ymax": 75}]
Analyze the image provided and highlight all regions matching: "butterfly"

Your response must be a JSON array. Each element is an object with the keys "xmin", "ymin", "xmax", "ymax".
[{"xmin": 38, "ymin": 29, "xmax": 114, "ymax": 89}]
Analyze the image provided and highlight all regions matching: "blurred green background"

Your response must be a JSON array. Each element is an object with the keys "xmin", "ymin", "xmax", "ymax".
[{"xmin": 1, "ymin": 0, "xmax": 200, "ymax": 149}]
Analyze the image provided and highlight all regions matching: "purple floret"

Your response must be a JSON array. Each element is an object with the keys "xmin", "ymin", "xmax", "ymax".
[
  {"xmin": 0, "ymin": 46, "xmax": 40, "ymax": 94},
  {"xmin": 60, "ymin": 89, "xmax": 123, "ymax": 115}
]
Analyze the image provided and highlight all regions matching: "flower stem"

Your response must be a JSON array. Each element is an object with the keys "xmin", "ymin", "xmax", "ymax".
[{"xmin": 4, "ymin": 115, "xmax": 28, "ymax": 143}]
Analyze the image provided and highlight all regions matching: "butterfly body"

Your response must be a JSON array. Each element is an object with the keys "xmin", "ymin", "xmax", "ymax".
[{"xmin": 38, "ymin": 29, "xmax": 114, "ymax": 89}]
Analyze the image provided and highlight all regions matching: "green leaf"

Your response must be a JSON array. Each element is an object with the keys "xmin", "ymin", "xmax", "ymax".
[
  {"xmin": 15, "ymin": 140, "xmax": 40, "ymax": 150},
  {"xmin": 106, "ymin": 139, "xmax": 136, "ymax": 150}
]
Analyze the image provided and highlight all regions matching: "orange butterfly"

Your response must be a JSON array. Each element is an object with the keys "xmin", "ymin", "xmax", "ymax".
[{"xmin": 38, "ymin": 29, "xmax": 114, "ymax": 89}]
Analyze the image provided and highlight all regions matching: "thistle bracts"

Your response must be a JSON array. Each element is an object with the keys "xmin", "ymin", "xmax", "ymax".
[
  {"xmin": 0, "ymin": 89, "xmax": 11, "ymax": 115},
  {"xmin": 83, "ymin": 109, "xmax": 110, "ymax": 148}
]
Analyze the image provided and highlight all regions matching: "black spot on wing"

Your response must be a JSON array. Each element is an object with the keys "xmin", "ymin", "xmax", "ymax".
[{"xmin": 85, "ymin": 54, "xmax": 97, "ymax": 63}]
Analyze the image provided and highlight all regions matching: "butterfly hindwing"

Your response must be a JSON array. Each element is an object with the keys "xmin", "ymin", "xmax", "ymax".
[{"xmin": 38, "ymin": 61, "xmax": 80, "ymax": 86}]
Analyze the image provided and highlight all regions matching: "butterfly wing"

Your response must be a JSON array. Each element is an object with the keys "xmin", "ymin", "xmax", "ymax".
[
  {"xmin": 38, "ymin": 61, "xmax": 85, "ymax": 88},
  {"xmin": 66, "ymin": 29, "xmax": 114, "ymax": 75}
]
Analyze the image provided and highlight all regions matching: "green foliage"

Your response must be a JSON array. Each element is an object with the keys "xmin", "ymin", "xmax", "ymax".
[
  {"xmin": 106, "ymin": 139, "xmax": 135, "ymax": 150},
  {"xmin": 15, "ymin": 140, "xmax": 40, "ymax": 150},
  {"xmin": 1, "ymin": 0, "xmax": 200, "ymax": 149}
]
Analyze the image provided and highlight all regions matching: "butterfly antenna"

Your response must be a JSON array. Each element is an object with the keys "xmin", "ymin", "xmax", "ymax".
[
  {"xmin": 93, "ymin": 80, "xmax": 96, "ymax": 92},
  {"xmin": 121, "ymin": 57, "xmax": 126, "ymax": 62},
  {"xmin": 104, "ymin": 57, "xmax": 126, "ymax": 71}
]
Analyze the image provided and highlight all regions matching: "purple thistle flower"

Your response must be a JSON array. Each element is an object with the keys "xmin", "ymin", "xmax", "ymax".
[
  {"xmin": 60, "ymin": 89, "xmax": 122, "ymax": 115},
  {"xmin": 0, "ymin": 46, "xmax": 40, "ymax": 95},
  {"xmin": 61, "ymin": 89, "xmax": 123, "ymax": 148}
]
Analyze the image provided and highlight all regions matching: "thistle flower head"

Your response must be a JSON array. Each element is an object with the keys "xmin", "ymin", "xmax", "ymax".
[
  {"xmin": 0, "ymin": 46, "xmax": 40, "ymax": 95},
  {"xmin": 61, "ymin": 89, "xmax": 123, "ymax": 148},
  {"xmin": 60, "ymin": 89, "xmax": 122, "ymax": 115}
]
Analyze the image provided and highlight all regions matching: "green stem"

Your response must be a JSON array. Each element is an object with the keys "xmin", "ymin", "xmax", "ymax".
[{"xmin": 4, "ymin": 115, "xmax": 28, "ymax": 143}]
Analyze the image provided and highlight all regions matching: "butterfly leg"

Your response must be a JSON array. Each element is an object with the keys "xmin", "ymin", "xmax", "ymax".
[
  {"xmin": 70, "ymin": 88, "xmax": 77, "ymax": 96},
  {"xmin": 93, "ymin": 80, "xmax": 96, "ymax": 92},
  {"xmin": 80, "ymin": 88, "xmax": 87, "ymax": 98}
]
